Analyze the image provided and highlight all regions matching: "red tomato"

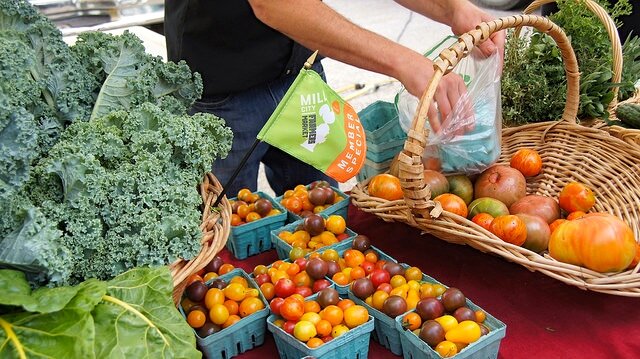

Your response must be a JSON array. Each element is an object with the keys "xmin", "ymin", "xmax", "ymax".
[
  {"xmin": 376, "ymin": 283, "xmax": 393, "ymax": 294},
  {"xmin": 312, "ymin": 279, "xmax": 332, "ymax": 293},
  {"xmin": 254, "ymin": 273, "xmax": 270, "ymax": 286},
  {"xmin": 434, "ymin": 193, "xmax": 468, "ymax": 217},
  {"xmin": 282, "ymin": 320, "xmax": 297, "ymax": 335},
  {"xmin": 369, "ymin": 269, "xmax": 391, "ymax": 288},
  {"xmin": 294, "ymin": 257, "xmax": 308, "ymax": 271},
  {"xmin": 269, "ymin": 297, "xmax": 285, "ymax": 316},
  {"xmin": 361, "ymin": 261, "xmax": 375, "ymax": 275},
  {"xmin": 471, "ymin": 213, "xmax": 494, "ymax": 232},
  {"xmin": 294, "ymin": 286, "xmax": 313, "ymax": 298},
  {"xmin": 280, "ymin": 297, "xmax": 305, "ymax": 321},
  {"xmin": 274, "ymin": 278, "xmax": 296, "ymax": 298}
]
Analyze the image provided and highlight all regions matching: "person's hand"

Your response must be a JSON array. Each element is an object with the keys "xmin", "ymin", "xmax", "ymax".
[
  {"xmin": 399, "ymin": 52, "xmax": 466, "ymax": 134},
  {"xmin": 449, "ymin": 2, "xmax": 505, "ymax": 61}
]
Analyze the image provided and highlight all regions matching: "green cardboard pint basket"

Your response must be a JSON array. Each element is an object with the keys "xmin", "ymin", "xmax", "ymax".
[
  {"xmin": 395, "ymin": 304, "xmax": 506, "ymax": 359},
  {"xmin": 227, "ymin": 191, "xmax": 287, "ymax": 259},
  {"xmin": 266, "ymin": 294, "xmax": 375, "ymax": 359},
  {"xmin": 180, "ymin": 268, "xmax": 270, "ymax": 359}
]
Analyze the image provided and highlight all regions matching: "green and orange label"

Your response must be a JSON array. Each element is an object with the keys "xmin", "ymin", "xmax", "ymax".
[{"xmin": 257, "ymin": 69, "xmax": 366, "ymax": 182}]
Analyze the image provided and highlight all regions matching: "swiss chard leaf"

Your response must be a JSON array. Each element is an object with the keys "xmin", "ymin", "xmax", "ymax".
[
  {"xmin": 0, "ymin": 309, "xmax": 96, "ymax": 359},
  {"xmin": 92, "ymin": 267, "xmax": 200, "ymax": 359}
]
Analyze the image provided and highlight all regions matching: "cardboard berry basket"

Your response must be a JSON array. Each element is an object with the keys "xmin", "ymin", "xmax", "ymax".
[
  {"xmin": 271, "ymin": 214, "xmax": 358, "ymax": 260},
  {"xmin": 266, "ymin": 293, "xmax": 375, "ymax": 359},
  {"xmin": 179, "ymin": 268, "xmax": 270, "ymax": 359},
  {"xmin": 170, "ymin": 172, "xmax": 231, "ymax": 305},
  {"xmin": 350, "ymin": 15, "xmax": 640, "ymax": 297},
  {"xmin": 275, "ymin": 184, "xmax": 350, "ymax": 224},
  {"xmin": 227, "ymin": 191, "xmax": 287, "ymax": 260},
  {"xmin": 394, "ymin": 289, "xmax": 507, "ymax": 359}
]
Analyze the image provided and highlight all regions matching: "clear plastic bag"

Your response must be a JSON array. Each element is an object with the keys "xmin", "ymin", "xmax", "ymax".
[{"xmin": 396, "ymin": 41, "xmax": 502, "ymax": 175}]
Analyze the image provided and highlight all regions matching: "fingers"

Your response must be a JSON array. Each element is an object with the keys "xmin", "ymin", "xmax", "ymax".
[{"xmin": 428, "ymin": 103, "xmax": 441, "ymax": 134}]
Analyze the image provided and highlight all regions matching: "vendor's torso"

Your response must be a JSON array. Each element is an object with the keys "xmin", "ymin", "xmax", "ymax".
[{"xmin": 164, "ymin": 1, "xmax": 313, "ymax": 98}]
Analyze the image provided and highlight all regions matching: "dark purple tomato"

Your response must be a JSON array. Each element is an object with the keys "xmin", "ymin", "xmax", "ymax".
[
  {"xmin": 306, "ymin": 258, "xmax": 329, "ymax": 280},
  {"xmin": 303, "ymin": 214, "xmax": 325, "ymax": 236},
  {"xmin": 231, "ymin": 200, "xmax": 247, "ymax": 214},
  {"xmin": 317, "ymin": 287, "xmax": 340, "ymax": 308},
  {"xmin": 325, "ymin": 260, "xmax": 341, "ymax": 278},
  {"xmin": 186, "ymin": 281, "xmax": 207, "ymax": 302},
  {"xmin": 310, "ymin": 180, "xmax": 331, "ymax": 189},
  {"xmin": 197, "ymin": 322, "xmax": 222, "ymax": 338},
  {"xmin": 322, "ymin": 187, "xmax": 336, "ymax": 204},
  {"xmin": 383, "ymin": 262, "xmax": 405, "ymax": 277},
  {"xmin": 204, "ymin": 256, "xmax": 224, "ymax": 274},
  {"xmin": 209, "ymin": 278, "xmax": 227, "ymax": 290},
  {"xmin": 309, "ymin": 187, "xmax": 329, "ymax": 206},
  {"xmin": 415, "ymin": 297, "xmax": 445, "ymax": 321},
  {"xmin": 254, "ymin": 198, "xmax": 273, "ymax": 216},
  {"xmin": 352, "ymin": 235, "xmax": 371, "ymax": 252},
  {"xmin": 441, "ymin": 287, "xmax": 466, "ymax": 312},
  {"xmin": 382, "ymin": 296, "xmax": 408, "ymax": 317},
  {"xmin": 350, "ymin": 277, "xmax": 375, "ymax": 300},
  {"xmin": 419, "ymin": 320, "xmax": 445, "ymax": 347},
  {"xmin": 453, "ymin": 306, "xmax": 477, "ymax": 323}
]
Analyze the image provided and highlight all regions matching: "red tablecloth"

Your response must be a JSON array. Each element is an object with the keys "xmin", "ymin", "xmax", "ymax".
[{"xmin": 218, "ymin": 204, "xmax": 640, "ymax": 359}]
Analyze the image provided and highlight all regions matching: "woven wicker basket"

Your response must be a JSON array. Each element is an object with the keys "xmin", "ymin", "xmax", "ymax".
[
  {"xmin": 169, "ymin": 172, "xmax": 231, "ymax": 304},
  {"xmin": 350, "ymin": 14, "xmax": 640, "ymax": 297}
]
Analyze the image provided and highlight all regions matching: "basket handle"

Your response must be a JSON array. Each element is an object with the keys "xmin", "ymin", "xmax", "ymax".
[
  {"xmin": 399, "ymin": 14, "xmax": 579, "ymax": 217},
  {"xmin": 518, "ymin": 0, "xmax": 623, "ymax": 108}
]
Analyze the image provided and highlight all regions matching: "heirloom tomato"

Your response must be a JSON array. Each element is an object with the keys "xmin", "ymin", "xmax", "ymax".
[
  {"xmin": 558, "ymin": 182, "xmax": 595, "ymax": 213},
  {"xmin": 549, "ymin": 213, "xmax": 636, "ymax": 272},
  {"xmin": 510, "ymin": 148, "xmax": 542, "ymax": 177},
  {"xmin": 434, "ymin": 193, "xmax": 468, "ymax": 217},
  {"xmin": 368, "ymin": 174, "xmax": 403, "ymax": 201},
  {"xmin": 490, "ymin": 215, "xmax": 527, "ymax": 246}
]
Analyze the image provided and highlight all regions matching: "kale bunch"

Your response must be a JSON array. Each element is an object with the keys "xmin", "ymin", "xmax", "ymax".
[
  {"xmin": 0, "ymin": 0, "xmax": 234, "ymax": 286},
  {"xmin": 0, "ymin": 0, "xmax": 94, "ymax": 196},
  {"xmin": 25, "ymin": 103, "xmax": 231, "ymax": 284}
]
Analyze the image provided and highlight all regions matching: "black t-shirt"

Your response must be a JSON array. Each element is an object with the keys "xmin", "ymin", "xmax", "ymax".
[{"xmin": 164, "ymin": 1, "xmax": 314, "ymax": 98}]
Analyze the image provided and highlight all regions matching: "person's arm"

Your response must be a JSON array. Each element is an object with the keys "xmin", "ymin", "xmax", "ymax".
[
  {"xmin": 394, "ymin": 0, "xmax": 505, "ymax": 57},
  {"xmin": 248, "ymin": 0, "xmax": 430, "ymax": 98},
  {"xmin": 248, "ymin": 0, "xmax": 499, "ymax": 131}
]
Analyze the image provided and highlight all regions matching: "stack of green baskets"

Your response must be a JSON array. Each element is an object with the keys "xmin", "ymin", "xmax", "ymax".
[{"xmin": 357, "ymin": 100, "xmax": 407, "ymax": 182}]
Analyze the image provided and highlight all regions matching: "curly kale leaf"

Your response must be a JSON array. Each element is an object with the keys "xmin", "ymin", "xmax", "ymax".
[
  {"xmin": 0, "ymin": 0, "xmax": 95, "ymax": 195},
  {"xmin": 29, "ymin": 103, "xmax": 231, "ymax": 283},
  {"xmin": 71, "ymin": 31, "xmax": 204, "ymax": 119},
  {"xmin": 0, "ymin": 191, "xmax": 69, "ymax": 287}
]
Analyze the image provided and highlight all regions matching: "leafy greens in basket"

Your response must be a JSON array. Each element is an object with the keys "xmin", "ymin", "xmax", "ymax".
[
  {"xmin": 0, "ymin": 0, "xmax": 233, "ymax": 287},
  {"xmin": 501, "ymin": 0, "xmax": 639, "ymax": 125}
]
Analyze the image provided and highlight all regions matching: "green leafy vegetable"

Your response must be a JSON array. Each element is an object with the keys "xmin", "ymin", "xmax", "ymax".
[
  {"xmin": 501, "ymin": 0, "xmax": 634, "ymax": 125},
  {"xmin": 0, "ymin": 0, "xmax": 233, "ymax": 287},
  {"xmin": 0, "ymin": 267, "xmax": 201, "ymax": 359}
]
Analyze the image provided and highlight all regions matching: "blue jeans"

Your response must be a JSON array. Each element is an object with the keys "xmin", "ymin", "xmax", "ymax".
[{"xmin": 191, "ymin": 63, "xmax": 338, "ymax": 197}]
